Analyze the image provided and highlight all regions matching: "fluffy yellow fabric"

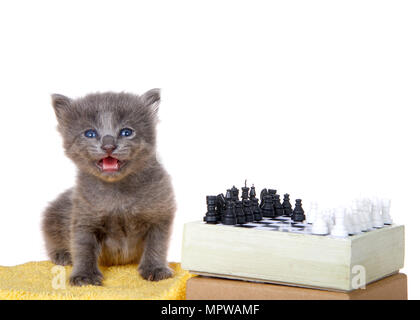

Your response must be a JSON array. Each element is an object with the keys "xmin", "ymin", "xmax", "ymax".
[{"xmin": 0, "ymin": 261, "xmax": 192, "ymax": 300}]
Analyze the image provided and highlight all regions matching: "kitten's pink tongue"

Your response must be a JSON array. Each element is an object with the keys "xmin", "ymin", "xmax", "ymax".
[{"xmin": 102, "ymin": 157, "xmax": 119, "ymax": 172}]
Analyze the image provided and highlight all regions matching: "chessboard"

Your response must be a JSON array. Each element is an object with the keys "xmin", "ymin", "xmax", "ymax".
[
  {"xmin": 182, "ymin": 182, "xmax": 405, "ymax": 291},
  {"xmin": 211, "ymin": 217, "xmax": 390, "ymax": 235},
  {"xmin": 182, "ymin": 219, "xmax": 404, "ymax": 291},
  {"xmin": 230, "ymin": 217, "xmax": 313, "ymax": 233},
  {"xmin": 203, "ymin": 182, "xmax": 394, "ymax": 238},
  {"xmin": 206, "ymin": 216, "xmax": 394, "ymax": 237}
]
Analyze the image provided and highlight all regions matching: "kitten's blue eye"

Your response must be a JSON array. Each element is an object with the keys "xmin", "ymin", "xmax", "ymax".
[
  {"xmin": 84, "ymin": 129, "xmax": 98, "ymax": 138},
  {"xmin": 120, "ymin": 128, "xmax": 133, "ymax": 137}
]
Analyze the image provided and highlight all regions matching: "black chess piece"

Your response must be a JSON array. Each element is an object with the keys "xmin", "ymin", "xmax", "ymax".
[
  {"xmin": 225, "ymin": 189, "xmax": 233, "ymax": 202},
  {"xmin": 222, "ymin": 201, "xmax": 237, "ymax": 225},
  {"xmin": 216, "ymin": 193, "xmax": 226, "ymax": 222},
  {"xmin": 234, "ymin": 200, "xmax": 246, "ymax": 224},
  {"xmin": 292, "ymin": 199, "xmax": 306, "ymax": 222},
  {"xmin": 268, "ymin": 189, "xmax": 277, "ymax": 196},
  {"xmin": 243, "ymin": 199, "xmax": 254, "ymax": 222},
  {"xmin": 204, "ymin": 195, "xmax": 218, "ymax": 224},
  {"xmin": 241, "ymin": 180, "xmax": 250, "ymax": 201},
  {"xmin": 273, "ymin": 194, "xmax": 284, "ymax": 217},
  {"xmin": 261, "ymin": 195, "xmax": 275, "ymax": 217},
  {"xmin": 249, "ymin": 184, "xmax": 257, "ymax": 200},
  {"xmin": 231, "ymin": 186, "xmax": 239, "ymax": 201},
  {"xmin": 251, "ymin": 198, "xmax": 263, "ymax": 221},
  {"xmin": 259, "ymin": 188, "xmax": 268, "ymax": 208},
  {"xmin": 282, "ymin": 193, "xmax": 293, "ymax": 217}
]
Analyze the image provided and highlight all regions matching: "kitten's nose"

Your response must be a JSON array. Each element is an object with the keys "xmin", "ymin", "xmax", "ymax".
[{"xmin": 101, "ymin": 135, "xmax": 117, "ymax": 154}]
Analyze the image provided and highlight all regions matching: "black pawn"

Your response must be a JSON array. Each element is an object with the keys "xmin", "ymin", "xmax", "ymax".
[
  {"xmin": 282, "ymin": 193, "xmax": 293, "ymax": 217},
  {"xmin": 251, "ymin": 198, "xmax": 263, "ymax": 221},
  {"xmin": 204, "ymin": 196, "xmax": 218, "ymax": 224},
  {"xmin": 241, "ymin": 183, "xmax": 250, "ymax": 201},
  {"xmin": 249, "ymin": 184, "xmax": 257, "ymax": 200},
  {"xmin": 261, "ymin": 195, "xmax": 276, "ymax": 217},
  {"xmin": 292, "ymin": 199, "xmax": 306, "ymax": 222},
  {"xmin": 222, "ymin": 201, "xmax": 237, "ymax": 225},
  {"xmin": 225, "ymin": 189, "xmax": 233, "ymax": 202},
  {"xmin": 231, "ymin": 186, "xmax": 239, "ymax": 201},
  {"xmin": 235, "ymin": 200, "xmax": 246, "ymax": 224},
  {"xmin": 273, "ymin": 194, "xmax": 284, "ymax": 217},
  {"xmin": 243, "ymin": 199, "xmax": 254, "ymax": 222}
]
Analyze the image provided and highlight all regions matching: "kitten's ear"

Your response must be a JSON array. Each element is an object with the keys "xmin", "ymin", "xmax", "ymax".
[
  {"xmin": 51, "ymin": 94, "xmax": 72, "ymax": 121},
  {"xmin": 140, "ymin": 88, "xmax": 161, "ymax": 114}
]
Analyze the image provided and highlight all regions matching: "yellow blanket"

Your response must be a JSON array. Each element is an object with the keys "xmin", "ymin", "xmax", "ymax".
[{"xmin": 0, "ymin": 261, "xmax": 192, "ymax": 300}]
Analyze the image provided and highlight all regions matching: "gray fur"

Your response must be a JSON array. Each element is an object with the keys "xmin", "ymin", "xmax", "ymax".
[{"xmin": 42, "ymin": 89, "xmax": 176, "ymax": 286}]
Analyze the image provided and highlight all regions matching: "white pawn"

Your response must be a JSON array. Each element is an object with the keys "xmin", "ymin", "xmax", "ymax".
[
  {"xmin": 358, "ymin": 211, "xmax": 368, "ymax": 231},
  {"xmin": 344, "ymin": 208, "xmax": 355, "ymax": 235},
  {"xmin": 322, "ymin": 208, "xmax": 334, "ymax": 232},
  {"xmin": 324, "ymin": 213, "xmax": 334, "ymax": 233},
  {"xmin": 381, "ymin": 199, "xmax": 393, "ymax": 225},
  {"xmin": 363, "ymin": 198, "xmax": 373, "ymax": 214},
  {"xmin": 331, "ymin": 208, "xmax": 349, "ymax": 238},
  {"xmin": 360, "ymin": 199, "xmax": 374, "ymax": 230},
  {"xmin": 306, "ymin": 201, "xmax": 318, "ymax": 224},
  {"xmin": 363, "ymin": 210, "xmax": 374, "ymax": 230},
  {"xmin": 312, "ymin": 210, "xmax": 329, "ymax": 235},
  {"xmin": 348, "ymin": 207, "xmax": 362, "ymax": 234},
  {"xmin": 371, "ymin": 198, "xmax": 384, "ymax": 228},
  {"xmin": 353, "ymin": 214, "xmax": 362, "ymax": 234},
  {"xmin": 327, "ymin": 208, "xmax": 336, "ymax": 225},
  {"xmin": 352, "ymin": 202, "xmax": 366, "ymax": 232}
]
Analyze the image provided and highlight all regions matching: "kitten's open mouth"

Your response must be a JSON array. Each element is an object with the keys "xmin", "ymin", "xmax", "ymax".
[{"xmin": 97, "ymin": 157, "xmax": 124, "ymax": 173}]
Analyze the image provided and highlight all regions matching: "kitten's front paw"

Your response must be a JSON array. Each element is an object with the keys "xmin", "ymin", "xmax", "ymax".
[
  {"xmin": 69, "ymin": 270, "xmax": 103, "ymax": 286},
  {"xmin": 138, "ymin": 265, "xmax": 173, "ymax": 281},
  {"xmin": 51, "ymin": 250, "xmax": 72, "ymax": 266}
]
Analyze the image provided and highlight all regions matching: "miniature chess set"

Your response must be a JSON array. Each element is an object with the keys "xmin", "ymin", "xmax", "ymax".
[
  {"xmin": 202, "ymin": 181, "xmax": 394, "ymax": 238},
  {"xmin": 181, "ymin": 181, "xmax": 406, "ymax": 297}
]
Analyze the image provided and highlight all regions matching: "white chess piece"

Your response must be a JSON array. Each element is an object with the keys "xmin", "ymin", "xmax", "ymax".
[
  {"xmin": 350, "ymin": 209, "xmax": 362, "ymax": 234},
  {"xmin": 344, "ymin": 208, "xmax": 355, "ymax": 234},
  {"xmin": 359, "ymin": 199, "xmax": 374, "ymax": 230},
  {"xmin": 324, "ymin": 213, "xmax": 334, "ymax": 233},
  {"xmin": 381, "ymin": 199, "xmax": 393, "ymax": 225},
  {"xmin": 352, "ymin": 202, "xmax": 366, "ymax": 232},
  {"xmin": 364, "ymin": 211, "xmax": 374, "ymax": 230},
  {"xmin": 306, "ymin": 202, "xmax": 318, "ymax": 224},
  {"xmin": 371, "ymin": 199, "xmax": 384, "ymax": 228},
  {"xmin": 363, "ymin": 198, "xmax": 373, "ymax": 214},
  {"xmin": 331, "ymin": 208, "xmax": 349, "ymax": 238},
  {"xmin": 328, "ymin": 208, "xmax": 336, "ymax": 224},
  {"xmin": 358, "ymin": 211, "xmax": 368, "ymax": 231},
  {"xmin": 312, "ymin": 210, "xmax": 329, "ymax": 235}
]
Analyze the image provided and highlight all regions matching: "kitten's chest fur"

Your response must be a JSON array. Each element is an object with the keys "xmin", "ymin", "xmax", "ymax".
[
  {"xmin": 89, "ymin": 205, "xmax": 150, "ymax": 266},
  {"xmin": 74, "ymin": 172, "xmax": 166, "ymax": 266},
  {"xmin": 98, "ymin": 213, "xmax": 147, "ymax": 266}
]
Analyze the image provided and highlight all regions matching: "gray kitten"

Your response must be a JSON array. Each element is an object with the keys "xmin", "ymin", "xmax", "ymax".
[{"xmin": 42, "ymin": 89, "xmax": 176, "ymax": 286}]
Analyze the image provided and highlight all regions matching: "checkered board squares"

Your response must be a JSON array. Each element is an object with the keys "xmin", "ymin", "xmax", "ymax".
[
  {"xmin": 201, "ymin": 216, "xmax": 397, "ymax": 238},
  {"xmin": 203, "ymin": 217, "xmax": 316, "ymax": 234},
  {"xmin": 235, "ymin": 217, "xmax": 313, "ymax": 233}
]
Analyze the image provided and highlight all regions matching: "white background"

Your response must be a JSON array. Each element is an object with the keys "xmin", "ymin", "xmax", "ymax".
[{"xmin": 0, "ymin": 0, "xmax": 419, "ymax": 298}]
